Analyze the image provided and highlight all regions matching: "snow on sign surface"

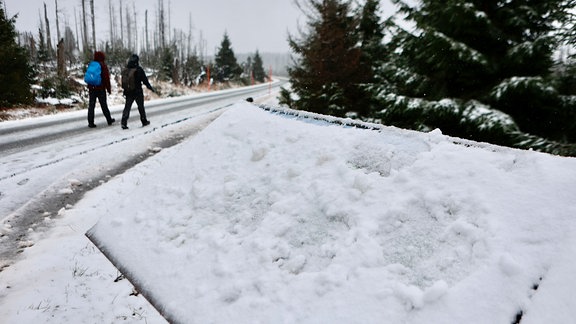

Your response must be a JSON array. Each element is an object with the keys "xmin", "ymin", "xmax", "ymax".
[{"xmin": 86, "ymin": 102, "xmax": 576, "ymax": 324}]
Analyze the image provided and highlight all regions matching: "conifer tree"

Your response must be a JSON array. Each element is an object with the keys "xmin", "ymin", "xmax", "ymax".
[
  {"xmin": 281, "ymin": 0, "xmax": 371, "ymax": 117},
  {"xmin": 37, "ymin": 28, "xmax": 50, "ymax": 63},
  {"xmin": 357, "ymin": 0, "xmax": 386, "ymax": 70},
  {"xmin": 182, "ymin": 52, "xmax": 202, "ymax": 86},
  {"xmin": 356, "ymin": 0, "xmax": 387, "ymax": 115},
  {"xmin": 252, "ymin": 50, "xmax": 266, "ymax": 83},
  {"xmin": 214, "ymin": 32, "xmax": 241, "ymax": 81},
  {"xmin": 159, "ymin": 46, "xmax": 175, "ymax": 82},
  {"xmin": 0, "ymin": 1, "xmax": 34, "ymax": 107},
  {"xmin": 375, "ymin": 0, "xmax": 576, "ymax": 155}
]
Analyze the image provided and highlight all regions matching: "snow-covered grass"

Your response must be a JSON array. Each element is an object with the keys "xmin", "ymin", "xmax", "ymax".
[{"xmin": 2, "ymin": 97, "xmax": 576, "ymax": 323}]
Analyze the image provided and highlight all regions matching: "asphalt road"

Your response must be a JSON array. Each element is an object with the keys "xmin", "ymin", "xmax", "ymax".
[
  {"xmin": 0, "ymin": 81, "xmax": 285, "ymax": 271},
  {"xmin": 0, "ymin": 82, "xmax": 282, "ymax": 155}
]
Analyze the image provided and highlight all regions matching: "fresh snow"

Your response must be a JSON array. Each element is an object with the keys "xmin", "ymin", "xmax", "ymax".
[{"xmin": 2, "ymin": 98, "xmax": 576, "ymax": 323}]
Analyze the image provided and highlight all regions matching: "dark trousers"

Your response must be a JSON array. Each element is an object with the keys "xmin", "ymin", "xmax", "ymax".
[
  {"xmin": 121, "ymin": 93, "xmax": 148, "ymax": 126},
  {"xmin": 88, "ymin": 89, "xmax": 113, "ymax": 125}
]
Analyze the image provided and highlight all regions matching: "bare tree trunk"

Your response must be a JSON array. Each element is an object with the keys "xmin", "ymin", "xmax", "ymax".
[
  {"xmin": 158, "ymin": 0, "xmax": 165, "ymax": 49},
  {"xmin": 38, "ymin": 9, "xmax": 45, "ymax": 56},
  {"xmin": 145, "ymin": 10, "xmax": 149, "ymax": 53},
  {"xmin": 119, "ymin": 0, "xmax": 124, "ymax": 47},
  {"xmin": 90, "ymin": 0, "xmax": 96, "ymax": 51},
  {"xmin": 74, "ymin": 8, "xmax": 79, "ymax": 50},
  {"xmin": 168, "ymin": 0, "xmax": 171, "ymax": 44},
  {"xmin": 29, "ymin": 35, "xmax": 37, "ymax": 63},
  {"xmin": 63, "ymin": 27, "xmax": 76, "ymax": 66},
  {"xmin": 187, "ymin": 13, "xmax": 192, "ymax": 59},
  {"xmin": 133, "ymin": 2, "xmax": 137, "ymax": 52},
  {"xmin": 198, "ymin": 30, "xmax": 206, "ymax": 62},
  {"xmin": 173, "ymin": 57, "xmax": 180, "ymax": 86},
  {"xmin": 55, "ymin": 0, "xmax": 61, "ymax": 41},
  {"xmin": 126, "ymin": 5, "xmax": 132, "ymax": 50},
  {"xmin": 82, "ymin": 0, "xmax": 88, "ymax": 53},
  {"xmin": 108, "ymin": 0, "xmax": 114, "ymax": 49},
  {"xmin": 44, "ymin": 3, "xmax": 53, "ymax": 57},
  {"xmin": 57, "ymin": 38, "xmax": 66, "ymax": 77}
]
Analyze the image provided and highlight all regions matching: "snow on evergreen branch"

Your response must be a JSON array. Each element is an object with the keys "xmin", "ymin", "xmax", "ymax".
[
  {"xmin": 490, "ymin": 76, "xmax": 557, "ymax": 101},
  {"xmin": 461, "ymin": 100, "xmax": 518, "ymax": 130},
  {"xmin": 429, "ymin": 30, "xmax": 487, "ymax": 65}
]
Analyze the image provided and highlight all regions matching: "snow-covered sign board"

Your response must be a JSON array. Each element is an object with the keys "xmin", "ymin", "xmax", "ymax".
[{"xmin": 87, "ymin": 102, "xmax": 576, "ymax": 324}]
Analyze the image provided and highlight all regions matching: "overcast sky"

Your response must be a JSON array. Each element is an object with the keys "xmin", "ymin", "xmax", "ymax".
[
  {"xmin": 6, "ymin": 0, "xmax": 397, "ymax": 55},
  {"xmin": 6, "ymin": 0, "xmax": 303, "ymax": 54}
]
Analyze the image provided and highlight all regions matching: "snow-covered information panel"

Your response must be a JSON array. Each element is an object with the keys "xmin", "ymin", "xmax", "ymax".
[{"xmin": 87, "ymin": 103, "xmax": 576, "ymax": 324}]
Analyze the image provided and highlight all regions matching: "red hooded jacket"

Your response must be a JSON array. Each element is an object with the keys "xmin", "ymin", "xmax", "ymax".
[{"xmin": 88, "ymin": 51, "xmax": 111, "ymax": 94}]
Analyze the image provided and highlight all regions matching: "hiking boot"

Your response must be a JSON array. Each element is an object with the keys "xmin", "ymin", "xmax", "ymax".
[
  {"xmin": 142, "ymin": 120, "xmax": 150, "ymax": 127},
  {"xmin": 108, "ymin": 118, "xmax": 116, "ymax": 126}
]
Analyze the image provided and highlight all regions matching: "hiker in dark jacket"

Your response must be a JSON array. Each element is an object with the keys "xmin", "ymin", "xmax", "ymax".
[
  {"xmin": 87, "ymin": 51, "xmax": 115, "ymax": 128},
  {"xmin": 121, "ymin": 54, "xmax": 155, "ymax": 129}
]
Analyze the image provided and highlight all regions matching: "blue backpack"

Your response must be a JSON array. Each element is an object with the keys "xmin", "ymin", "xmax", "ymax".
[{"xmin": 84, "ymin": 61, "xmax": 102, "ymax": 86}]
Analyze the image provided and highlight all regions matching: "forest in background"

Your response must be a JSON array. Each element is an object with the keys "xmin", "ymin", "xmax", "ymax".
[{"xmin": 1, "ymin": 0, "xmax": 287, "ymax": 108}]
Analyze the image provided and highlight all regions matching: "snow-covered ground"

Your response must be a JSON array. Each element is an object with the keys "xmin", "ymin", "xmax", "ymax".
[
  {"xmin": 2, "ymin": 96, "xmax": 576, "ymax": 323},
  {"xmin": 0, "ymin": 89, "xmax": 276, "ymax": 323}
]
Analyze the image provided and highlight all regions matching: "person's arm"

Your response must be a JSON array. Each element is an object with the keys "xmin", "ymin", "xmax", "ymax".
[
  {"xmin": 102, "ymin": 63, "xmax": 112, "ymax": 94},
  {"xmin": 140, "ymin": 67, "xmax": 155, "ymax": 92}
]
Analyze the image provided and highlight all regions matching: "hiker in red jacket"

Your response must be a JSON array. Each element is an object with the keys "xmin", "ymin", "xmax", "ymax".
[{"xmin": 86, "ymin": 51, "xmax": 115, "ymax": 128}]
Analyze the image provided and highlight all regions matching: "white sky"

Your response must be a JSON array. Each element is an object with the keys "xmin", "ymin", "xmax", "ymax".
[
  {"xmin": 6, "ymin": 0, "xmax": 397, "ymax": 55},
  {"xmin": 6, "ymin": 0, "xmax": 303, "ymax": 54}
]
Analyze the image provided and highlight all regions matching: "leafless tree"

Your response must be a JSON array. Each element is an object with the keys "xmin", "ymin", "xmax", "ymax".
[
  {"xmin": 90, "ymin": 0, "xmax": 95, "ymax": 50},
  {"xmin": 133, "ymin": 2, "xmax": 138, "ymax": 51},
  {"xmin": 63, "ymin": 26, "xmax": 77, "ymax": 66},
  {"xmin": 57, "ymin": 38, "xmax": 66, "ymax": 77},
  {"xmin": 74, "ymin": 7, "xmax": 79, "ymax": 49},
  {"xmin": 119, "ymin": 0, "xmax": 124, "ymax": 46},
  {"xmin": 44, "ymin": 3, "xmax": 53, "ymax": 56},
  {"xmin": 81, "ymin": 0, "xmax": 88, "ymax": 53},
  {"xmin": 158, "ymin": 0, "xmax": 165, "ymax": 49},
  {"xmin": 187, "ymin": 13, "xmax": 193, "ymax": 59},
  {"xmin": 55, "ymin": 0, "xmax": 61, "ymax": 41},
  {"xmin": 108, "ymin": 0, "xmax": 114, "ymax": 48},
  {"xmin": 126, "ymin": 5, "xmax": 132, "ymax": 49},
  {"xmin": 28, "ymin": 34, "xmax": 37, "ymax": 63},
  {"xmin": 145, "ymin": 9, "xmax": 149, "ymax": 53}
]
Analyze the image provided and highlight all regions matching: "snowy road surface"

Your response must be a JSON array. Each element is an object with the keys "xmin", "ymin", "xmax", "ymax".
[{"xmin": 0, "ymin": 81, "xmax": 282, "ymax": 270}]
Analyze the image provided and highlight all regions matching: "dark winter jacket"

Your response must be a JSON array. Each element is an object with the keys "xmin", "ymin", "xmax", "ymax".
[
  {"xmin": 124, "ymin": 54, "xmax": 154, "ymax": 96},
  {"xmin": 88, "ymin": 51, "xmax": 111, "ymax": 94}
]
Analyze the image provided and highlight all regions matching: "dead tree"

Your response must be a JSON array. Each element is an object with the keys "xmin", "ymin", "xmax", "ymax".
[
  {"xmin": 90, "ymin": 0, "xmax": 95, "ymax": 51},
  {"xmin": 133, "ymin": 2, "xmax": 137, "ymax": 51},
  {"xmin": 55, "ymin": 0, "xmax": 61, "ymax": 41},
  {"xmin": 145, "ymin": 10, "xmax": 149, "ymax": 53},
  {"xmin": 44, "ymin": 3, "xmax": 53, "ymax": 57},
  {"xmin": 158, "ymin": 0, "xmax": 165, "ymax": 49},
  {"xmin": 108, "ymin": 0, "xmax": 114, "ymax": 49},
  {"xmin": 57, "ymin": 38, "xmax": 66, "ymax": 77},
  {"xmin": 126, "ymin": 6, "xmax": 132, "ymax": 49},
  {"xmin": 81, "ymin": 0, "xmax": 88, "ymax": 53}
]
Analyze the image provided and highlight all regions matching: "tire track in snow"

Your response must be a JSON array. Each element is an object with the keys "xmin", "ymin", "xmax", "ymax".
[{"xmin": 0, "ymin": 110, "xmax": 224, "ymax": 272}]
